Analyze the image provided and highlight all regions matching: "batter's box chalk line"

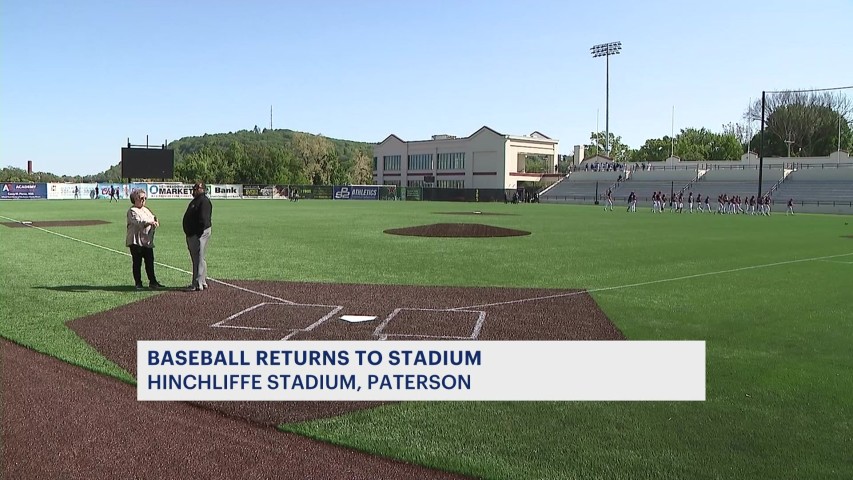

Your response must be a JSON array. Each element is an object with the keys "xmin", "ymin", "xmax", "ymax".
[
  {"xmin": 211, "ymin": 302, "xmax": 344, "ymax": 340},
  {"xmin": 373, "ymin": 308, "xmax": 487, "ymax": 341},
  {"xmin": 212, "ymin": 304, "xmax": 488, "ymax": 341}
]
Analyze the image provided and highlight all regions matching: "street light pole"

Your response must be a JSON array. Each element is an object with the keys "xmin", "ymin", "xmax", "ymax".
[
  {"xmin": 591, "ymin": 41, "xmax": 622, "ymax": 158},
  {"xmin": 758, "ymin": 91, "xmax": 765, "ymax": 199}
]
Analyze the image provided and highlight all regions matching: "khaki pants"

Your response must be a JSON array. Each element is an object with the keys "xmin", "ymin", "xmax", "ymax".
[{"xmin": 186, "ymin": 227, "xmax": 211, "ymax": 289}]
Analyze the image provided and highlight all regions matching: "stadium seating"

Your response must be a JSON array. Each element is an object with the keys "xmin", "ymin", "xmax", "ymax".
[
  {"xmin": 773, "ymin": 166, "xmax": 853, "ymax": 203},
  {"xmin": 682, "ymin": 168, "xmax": 780, "ymax": 200},
  {"xmin": 540, "ymin": 163, "xmax": 853, "ymax": 213},
  {"xmin": 612, "ymin": 169, "xmax": 698, "ymax": 202},
  {"xmin": 540, "ymin": 170, "xmax": 623, "ymax": 202}
]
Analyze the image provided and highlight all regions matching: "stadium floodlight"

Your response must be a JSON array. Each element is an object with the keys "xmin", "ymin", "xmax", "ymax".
[{"xmin": 590, "ymin": 41, "xmax": 622, "ymax": 157}]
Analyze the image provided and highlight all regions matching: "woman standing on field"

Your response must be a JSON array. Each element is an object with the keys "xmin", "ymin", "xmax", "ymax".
[{"xmin": 126, "ymin": 189, "xmax": 164, "ymax": 290}]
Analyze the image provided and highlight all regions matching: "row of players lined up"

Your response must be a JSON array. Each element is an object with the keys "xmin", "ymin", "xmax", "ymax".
[{"xmin": 603, "ymin": 190, "xmax": 796, "ymax": 215}]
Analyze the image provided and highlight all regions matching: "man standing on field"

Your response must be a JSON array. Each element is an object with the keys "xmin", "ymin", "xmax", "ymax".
[{"xmin": 182, "ymin": 182, "xmax": 213, "ymax": 292}]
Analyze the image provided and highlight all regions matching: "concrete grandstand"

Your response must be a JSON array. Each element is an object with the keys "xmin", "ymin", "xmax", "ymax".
[{"xmin": 540, "ymin": 151, "xmax": 852, "ymax": 214}]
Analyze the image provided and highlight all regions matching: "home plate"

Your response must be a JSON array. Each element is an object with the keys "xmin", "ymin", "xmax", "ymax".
[{"xmin": 340, "ymin": 315, "xmax": 377, "ymax": 323}]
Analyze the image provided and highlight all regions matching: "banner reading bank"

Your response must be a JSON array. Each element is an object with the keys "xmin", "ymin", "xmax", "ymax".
[
  {"xmin": 1, "ymin": 183, "xmax": 48, "ymax": 199},
  {"xmin": 208, "ymin": 184, "xmax": 243, "ymax": 199}
]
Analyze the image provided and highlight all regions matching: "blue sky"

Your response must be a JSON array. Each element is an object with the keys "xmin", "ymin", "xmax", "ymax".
[{"xmin": 1, "ymin": 0, "xmax": 851, "ymax": 176}]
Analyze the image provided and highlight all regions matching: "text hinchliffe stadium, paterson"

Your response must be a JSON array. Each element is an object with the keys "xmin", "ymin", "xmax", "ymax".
[
  {"xmin": 147, "ymin": 373, "xmax": 472, "ymax": 391},
  {"xmin": 145, "ymin": 349, "xmax": 480, "ymax": 391}
]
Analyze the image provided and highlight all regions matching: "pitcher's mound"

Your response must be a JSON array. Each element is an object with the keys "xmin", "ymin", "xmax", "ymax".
[{"xmin": 385, "ymin": 223, "xmax": 530, "ymax": 238}]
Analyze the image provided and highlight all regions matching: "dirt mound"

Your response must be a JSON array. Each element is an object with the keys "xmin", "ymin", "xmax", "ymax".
[
  {"xmin": 1, "ymin": 220, "xmax": 110, "ymax": 228},
  {"xmin": 434, "ymin": 211, "xmax": 517, "ymax": 216},
  {"xmin": 385, "ymin": 223, "xmax": 530, "ymax": 237}
]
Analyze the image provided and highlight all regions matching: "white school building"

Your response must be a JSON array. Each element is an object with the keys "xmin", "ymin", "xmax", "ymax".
[{"xmin": 372, "ymin": 126, "xmax": 562, "ymax": 190}]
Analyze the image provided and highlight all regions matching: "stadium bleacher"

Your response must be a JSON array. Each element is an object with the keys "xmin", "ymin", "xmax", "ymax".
[
  {"xmin": 540, "ymin": 170, "xmax": 623, "ymax": 202},
  {"xmin": 613, "ymin": 168, "xmax": 698, "ymax": 202},
  {"xmin": 688, "ymin": 168, "xmax": 783, "ymax": 202},
  {"xmin": 772, "ymin": 165, "xmax": 853, "ymax": 204},
  {"xmin": 540, "ymin": 162, "xmax": 853, "ymax": 213}
]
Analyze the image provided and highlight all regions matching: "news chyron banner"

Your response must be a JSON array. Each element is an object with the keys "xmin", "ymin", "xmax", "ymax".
[
  {"xmin": 333, "ymin": 185, "xmax": 380, "ymax": 200},
  {"xmin": 1, "ymin": 183, "xmax": 48, "ymax": 199},
  {"xmin": 138, "ymin": 341, "xmax": 706, "ymax": 401}
]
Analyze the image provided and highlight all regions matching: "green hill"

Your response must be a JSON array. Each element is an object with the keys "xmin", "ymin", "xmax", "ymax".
[{"xmin": 1, "ymin": 128, "xmax": 375, "ymax": 184}]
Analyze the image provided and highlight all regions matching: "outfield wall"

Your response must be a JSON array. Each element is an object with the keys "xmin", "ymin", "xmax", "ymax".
[
  {"xmin": 5, "ymin": 183, "xmax": 383, "ymax": 201},
  {"xmin": 4, "ymin": 181, "xmax": 850, "ymax": 214}
]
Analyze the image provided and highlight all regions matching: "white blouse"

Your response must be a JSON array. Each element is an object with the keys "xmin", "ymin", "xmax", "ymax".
[{"xmin": 126, "ymin": 206, "xmax": 157, "ymax": 248}]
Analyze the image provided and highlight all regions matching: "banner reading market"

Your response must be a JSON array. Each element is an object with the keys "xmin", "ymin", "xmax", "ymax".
[{"xmin": 146, "ymin": 183, "xmax": 195, "ymax": 199}]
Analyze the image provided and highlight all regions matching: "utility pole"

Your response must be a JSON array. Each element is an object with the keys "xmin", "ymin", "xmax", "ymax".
[
  {"xmin": 784, "ymin": 139, "xmax": 794, "ymax": 157},
  {"xmin": 671, "ymin": 105, "xmax": 675, "ymax": 158}
]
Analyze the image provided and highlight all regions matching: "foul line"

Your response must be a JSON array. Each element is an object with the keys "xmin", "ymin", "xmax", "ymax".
[
  {"xmin": 817, "ymin": 259, "xmax": 853, "ymax": 265},
  {"xmin": 6, "ymin": 214, "xmax": 851, "ymax": 313},
  {"xmin": 0, "ymin": 214, "xmax": 292, "ymax": 304},
  {"xmin": 451, "ymin": 251, "xmax": 853, "ymax": 310}
]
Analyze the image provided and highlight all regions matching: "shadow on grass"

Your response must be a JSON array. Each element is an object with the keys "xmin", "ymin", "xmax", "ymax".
[{"xmin": 35, "ymin": 285, "xmax": 173, "ymax": 293}]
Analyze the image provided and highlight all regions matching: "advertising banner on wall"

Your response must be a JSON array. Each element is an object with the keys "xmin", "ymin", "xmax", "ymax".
[
  {"xmin": 146, "ymin": 183, "xmax": 195, "ymax": 199},
  {"xmin": 95, "ymin": 184, "xmax": 132, "ymax": 200},
  {"xmin": 312, "ymin": 185, "xmax": 333, "ymax": 199},
  {"xmin": 208, "ymin": 184, "xmax": 243, "ymax": 199},
  {"xmin": 242, "ymin": 184, "xmax": 263, "ymax": 198},
  {"xmin": 1, "ymin": 183, "xmax": 48, "ymax": 199},
  {"xmin": 242, "ymin": 184, "xmax": 286, "ymax": 199},
  {"xmin": 333, "ymin": 185, "xmax": 380, "ymax": 200},
  {"xmin": 47, "ymin": 183, "xmax": 96, "ymax": 200},
  {"xmin": 272, "ymin": 185, "xmax": 288, "ymax": 199}
]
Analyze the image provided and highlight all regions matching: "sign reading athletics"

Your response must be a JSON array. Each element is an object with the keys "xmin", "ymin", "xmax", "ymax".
[
  {"xmin": 333, "ymin": 185, "xmax": 379, "ymax": 200},
  {"xmin": 137, "ymin": 340, "xmax": 705, "ymax": 401}
]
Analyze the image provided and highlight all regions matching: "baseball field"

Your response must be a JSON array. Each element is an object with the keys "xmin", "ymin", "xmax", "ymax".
[{"xmin": 1, "ymin": 198, "xmax": 850, "ymax": 479}]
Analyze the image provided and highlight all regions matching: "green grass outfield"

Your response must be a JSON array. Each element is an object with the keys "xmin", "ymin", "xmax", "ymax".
[{"xmin": 1, "ymin": 198, "xmax": 851, "ymax": 479}]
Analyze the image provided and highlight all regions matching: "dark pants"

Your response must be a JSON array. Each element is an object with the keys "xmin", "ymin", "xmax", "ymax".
[{"xmin": 130, "ymin": 245, "xmax": 157, "ymax": 286}]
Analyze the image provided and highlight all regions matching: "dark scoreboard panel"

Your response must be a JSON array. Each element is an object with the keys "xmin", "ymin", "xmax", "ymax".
[{"xmin": 121, "ymin": 148, "xmax": 174, "ymax": 179}]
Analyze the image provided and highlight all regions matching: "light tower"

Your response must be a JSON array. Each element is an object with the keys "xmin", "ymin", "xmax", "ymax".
[{"xmin": 590, "ymin": 41, "xmax": 622, "ymax": 157}]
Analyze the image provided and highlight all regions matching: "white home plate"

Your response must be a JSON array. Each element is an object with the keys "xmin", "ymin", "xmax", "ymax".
[
  {"xmin": 340, "ymin": 315, "xmax": 377, "ymax": 323},
  {"xmin": 341, "ymin": 315, "xmax": 376, "ymax": 323}
]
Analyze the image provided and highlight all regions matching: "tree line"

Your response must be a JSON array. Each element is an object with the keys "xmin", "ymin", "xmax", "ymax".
[
  {"xmin": 580, "ymin": 91, "xmax": 851, "ymax": 166},
  {"xmin": 170, "ymin": 128, "xmax": 374, "ymax": 185},
  {"xmin": 2, "ymin": 93, "xmax": 850, "ymax": 182}
]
